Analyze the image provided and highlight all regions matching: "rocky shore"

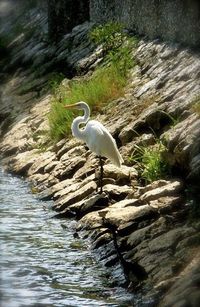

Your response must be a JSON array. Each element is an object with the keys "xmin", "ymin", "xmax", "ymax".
[{"xmin": 0, "ymin": 6, "xmax": 200, "ymax": 306}]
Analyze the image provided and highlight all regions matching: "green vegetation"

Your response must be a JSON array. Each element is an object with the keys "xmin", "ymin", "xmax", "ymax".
[
  {"xmin": 48, "ymin": 72, "xmax": 65, "ymax": 94},
  {"xmin": 90, "ymin": 21, "xmax": 137, "ymax": 77},
  {"xmin": 89, "ymin": 22, "xmax": 125, "ymax": 52},
  {"xmin": 131, "ymin": 140, "xmax": 170, "ymax": 184},
  {"xmin": 48, "ymin": 22, "xmax": 136, "ymax": 142},
  {"xmin": 48, "ymin": 99, "xmax": 74, "ymax": 142}
]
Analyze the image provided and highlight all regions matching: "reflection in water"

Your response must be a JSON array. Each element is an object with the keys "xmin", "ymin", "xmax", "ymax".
[{"xmin": 0, "ymin": 168, "xmax": 133, "ymax": 307}]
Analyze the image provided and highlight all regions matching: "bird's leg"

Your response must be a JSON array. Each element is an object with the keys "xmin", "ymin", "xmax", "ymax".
[{"xmin": 98, "ymin": 156, "xmax": 104, "ymax": 194}]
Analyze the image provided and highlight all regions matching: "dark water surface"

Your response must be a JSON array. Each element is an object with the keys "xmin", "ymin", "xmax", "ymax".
[{"xmin": 0, "ymin": 168, "xmax": 133, "ymax": 307}]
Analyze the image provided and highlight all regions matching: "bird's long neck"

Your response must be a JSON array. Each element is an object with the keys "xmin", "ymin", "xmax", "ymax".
[{"xmin": 71, "ymin": 103, "xmax": 90, "ymax": 141}]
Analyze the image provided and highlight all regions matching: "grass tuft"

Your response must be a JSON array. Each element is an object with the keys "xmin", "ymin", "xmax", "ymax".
[{"xmin": 131, "ymin": 141, "xmax": 170, "ymax": 184}]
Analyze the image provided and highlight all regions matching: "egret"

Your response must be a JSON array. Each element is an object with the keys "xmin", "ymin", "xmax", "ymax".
[{"xmin": 64, "ymin": 101, "xmax": 123, "ymax": 193}]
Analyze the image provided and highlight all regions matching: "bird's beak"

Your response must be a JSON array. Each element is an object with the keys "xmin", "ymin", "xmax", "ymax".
[{"xmin": 64, "ymin": 103, "xmax": 78, "ymax": 110}]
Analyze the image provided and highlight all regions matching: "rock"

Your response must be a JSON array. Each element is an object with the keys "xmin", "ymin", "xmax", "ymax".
[
  {"xmin": 159, "ymin": 251, "xmax": 200, "ymax": 307},
  {"xmin": 52, "ymin": 156, "xmax": 86, "ymax": 180},
  {"xmin": 0, "ymin": 83, "xmax": 52, "ymax": 159},
  {"xmin": 111, "ymin": 198, "xmax": 141, "ymax": 208},
  {"xmin": 30, "ymin": 173, "xmax": 59, "ymax": 190},
  {"xmin": 66, "ymin": 193, "xmax": 109, "ymax": 217},
  {"xmin": 132, "ymin": 179, "xmax": 172, "ymax": 198},
  {"xmin": 44, "ymin": 160, "xmax": 59, "ymax": 173},
  {"xmin": 4, "ymin": 149, "xmax": 40, "ymax": 175},
  {"xmin": 59, "ymin": 145, "xmax": 86, "ymax": 161},
  {"xmin": 140, "ymin": 180, "xmax": 183, "ymax": 202},
  {"xmin": 127, "ymin": 221, "xmax": 157, "ymax": 249},
  {"xmin": 103, "ymin": 184, "xmax": 133, "ymax": 200},
  {"xmin": 188, "ymin": 153, "xmax": 200, "ymax": 181},
  {"xmin": 54, "ymin": 174, "xmax": 95, "ymax": 200},
  {"xmin": 135, "ymin": 77, "xmax": 159, "ymax": 98},
  {"xmin": 52, "ymin": 181, "xmax": 97, "ymax": 211},
  {"xmin": 73, "ymin": 152, "xmax": 97, "ymax": 179},
  {"xmin": 103, "ymin": 164, "xmax": 138, "ymax": 185},
  {"xmin": 119, "ymin": 103, "xmax": 164, "ymax": 145},
  {"xmin": 28, "ymin": 151, "xmax": 56, "ymax": 176},
  {"xmin": 56, "ymin": 22, "xmax": 96, "ymax": 72},
  {"xmin": 104, "ymin": 203, "xmax": 154, "ymax": 228},
  {"xmin": 77, "ymin": 210, "xmax": 103, "ymax": 230},
  {"xmin": 148, "ymin": 196, "xmax": 183, "ymax": 213},
  {"xmin": 161, "ymin": 114, "xmax": 200, "ymax": 171},
  {"xmin": 0, "ymin": 116, "xmax": 31, "ymax": 156},
  {"xmin": 124, "ymin": 218, "xmax": 199, "ymax": 297},
  {"xmin": 120, "ymin": 133, "xmax": 155, "ymax": 165},
  {"xmin": 55, "ymin": 139, "xmax": 83, "ymax": 160},
  {"xmin": 77, "ymin": 201, "xmax": 153, "ymax": 231},
  {"xmin": 39, "ymin": 178, "xmax": 76, "ymax": 201},
  {"xmin": 75, "ymin": 45, "xmax": 104, "ymax": 73},
  {"xmin": 53, "ymin": 139, "xmax": 67, "ymax": 152},
  {"xmin": 148, "ymin": 227, "xmax": 195, "ymax": 253},
  {"xmin": 53, "ymin": 180, "xmax": 81, "ymax": 200}
]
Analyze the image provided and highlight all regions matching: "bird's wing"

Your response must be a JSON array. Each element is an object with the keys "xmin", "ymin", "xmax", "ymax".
[
  {"xmin": 85, "ymin": 120, "xmax": 123, "ymax": 167},
  {"xmin": 84, "ymin": 120, "xmax": 104, "ymax": 153}
]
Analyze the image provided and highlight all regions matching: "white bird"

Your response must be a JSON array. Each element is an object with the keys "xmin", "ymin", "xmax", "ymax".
[{"xmin": 64, "ymin": 101, "xmax": 123, "ymax": 193}]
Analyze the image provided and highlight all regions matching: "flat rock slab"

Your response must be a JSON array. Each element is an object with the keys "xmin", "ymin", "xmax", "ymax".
[
  {"xmin": 140, "ymin": 180, "xmax": 183, "ymax": 202},
  {"xmin": 148, "ymin": 226, "xmax": 195, "ymax": 253},
  {"xmin": 103, "ymin": 184, "xmax": 133, "ymax": 199},
  {"xmin": 38, "ymin": 178, "xmax": 76, "ymax": 201},
  {"xmin": 4, "ymin": 149, "xmax": 40, "ymax": 175},
  {"xmin": 54, "ymin": 174, "xmax": 95, "ymax": 199},
  {"xmin": 62, "ymin": 193, "xmax": 109, "ymax": 217},
  {"xmin": 52, "ymin": 156, "xmax": 86, "ymax": 180},
  {"xmin": 77, "ymin": 210, "xmax": 103, "ymax": 230},
  {"xmin": 103, "ymin": 164, "xmax": 138, "ymax": 184},
  {"xmin": 28, "ymin": 151, "xmax": 56, "ymax": 176},
  {"xmin": 78, "ymin": 203, "xmax": 154, "ymax": 230},
  {"xmin": 148, "ymin": 196, "xmax": 183, "ymax": 212},
  {"xmin": 52, "ymin": 181, "xmax": 97, "ymax": 211},
  {"xmin": 104, "ymin": 204, "xmax": 153, "ymax": 228}
]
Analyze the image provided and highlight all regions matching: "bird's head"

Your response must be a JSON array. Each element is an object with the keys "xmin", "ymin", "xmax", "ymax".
[{"xmin": 64, "ymin": 101, "xmax": 88, "ymax": 111}]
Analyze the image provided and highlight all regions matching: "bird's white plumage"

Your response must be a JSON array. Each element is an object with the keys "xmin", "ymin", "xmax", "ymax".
[
  {"xmin": 84, "ymin": 120, "xmax": 123, "ymax": 167},
  {"xmin": 67, "ymin": 102, "xmax": 123, "ymax": 167}
]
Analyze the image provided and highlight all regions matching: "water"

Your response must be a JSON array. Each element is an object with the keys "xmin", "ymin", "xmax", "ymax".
[{"xmin": 0, "ymin": 168, "xmax": 133, "ymax": 307}]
